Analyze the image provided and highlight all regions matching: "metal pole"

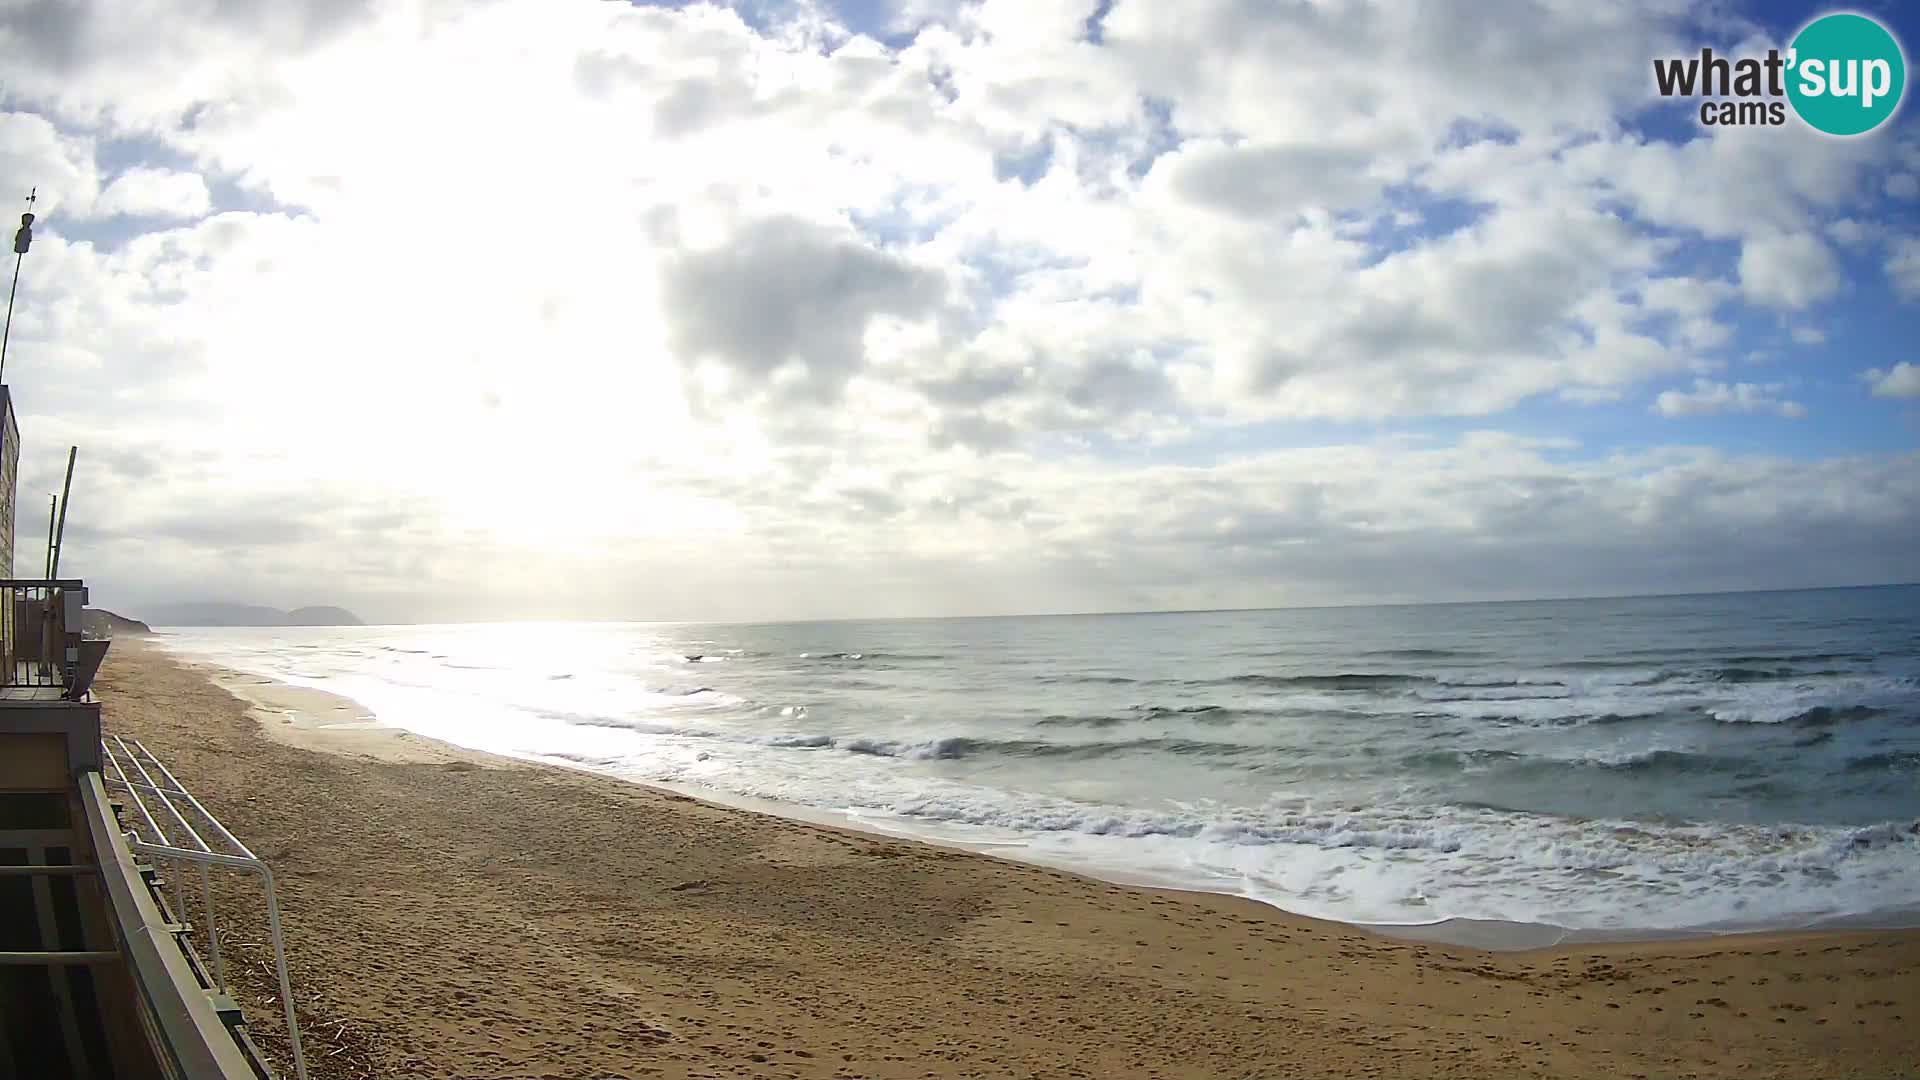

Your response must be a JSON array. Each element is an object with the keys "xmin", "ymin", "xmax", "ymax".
[
  {"xmin": 45, "ymin": 495, "xmax": 56, "ymax": 577},
  {"xmin": 2, "ymin": 188, "xmax": 35, "ymax": 386},
  {"xmin": 258, "ymin": 864, "xmax": 310, "ymax": 1080},
  {"xmin": 50, "ymin": 446, "xmax": 75, "ymax": 577},
  {"xmin": 198, "ymin": 863, "xmax": 226, "ymax": 990},
  {"xmin": 0, "ymin": 249, "xmax": 22, "ymax": 384}
]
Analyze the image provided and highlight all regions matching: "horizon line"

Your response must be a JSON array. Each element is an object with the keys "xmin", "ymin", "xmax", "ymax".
[{"xmin": 122, "ymin": 580, "xmax": 1919, "ymax": 630}]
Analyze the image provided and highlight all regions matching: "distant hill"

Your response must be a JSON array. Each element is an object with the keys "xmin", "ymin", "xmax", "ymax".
[
  {"xmin": 142, "ymin": 602, "xmax": 366, "ymax": 627},
  {"xmin": 285, "ymin": 606, "xmax": 363, "ymax": 626},
  {"xmin": 81, "ymin": 608, "xmax": 152, "ymax": 638}
]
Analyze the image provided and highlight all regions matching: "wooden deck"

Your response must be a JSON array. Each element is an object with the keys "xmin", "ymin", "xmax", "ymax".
[
  {"xmin": 1, "ymin": 660, "xmax": 67, "ymax": 702},
  {"xmin": 0, "ymin": 685, "xmax": 67, "ymax": 703}
]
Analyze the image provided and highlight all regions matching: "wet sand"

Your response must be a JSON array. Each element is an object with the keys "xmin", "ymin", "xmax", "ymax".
[{"xmin": 96, "ymin": 639, "xmax": 1920, "ymax": 1079}]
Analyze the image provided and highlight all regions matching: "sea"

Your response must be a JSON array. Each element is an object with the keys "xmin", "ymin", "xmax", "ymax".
[{"xmin": 153, "ymin": 585, "xmax": 1920, "ymax": 944}]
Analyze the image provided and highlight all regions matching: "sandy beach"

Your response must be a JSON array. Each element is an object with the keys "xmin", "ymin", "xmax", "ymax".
[{"xmin": 93, "ymin": 639, "xmax": 1920, "ymax": 1080}]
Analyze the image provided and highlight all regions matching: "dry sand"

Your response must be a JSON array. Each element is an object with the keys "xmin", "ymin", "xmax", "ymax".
[{"xmin": 95, "ymin": 639, "xmax": 1920, "ymax": 1079}]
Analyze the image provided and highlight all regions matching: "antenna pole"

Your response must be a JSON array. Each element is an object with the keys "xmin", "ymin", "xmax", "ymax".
[
  {"xmin": 1, "ymin": 252, "xmax": 22, "ymax": 385},
  {"xmin": 0, "ymin": 188, "xmax": 37, "ymax": 386},
  {"xmin": 50, "ymin": 446, "xmax": 75, "ymax": 579},
  {"xmin": 44, "ymin": 495, "xmax": 56, "ymax": 577}
]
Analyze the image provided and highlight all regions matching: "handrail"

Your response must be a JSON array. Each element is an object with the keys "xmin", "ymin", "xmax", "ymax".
[
  {"xmin": 0, "ymin": 950, "xmax": 121, "ymax": 965},
  {"xmin": 111, "ymin": 734, "xmax": 229, "ymax": 989},
  {"xmin": 76, "ymin": 771, "xmax": 263, "ymax": 1080},
  {"xmin": 100, "ymin": 737, "xmax": 309, "ymax": 1080}
]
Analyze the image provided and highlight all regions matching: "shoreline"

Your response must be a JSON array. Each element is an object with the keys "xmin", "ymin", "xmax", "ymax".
[
  {"xmin": 177, "ymin": 640, "xmax": 1918, "ymax": 954},
  {"xmin": 97, "ymin": 637, "xmax": 1920, "ymax": 1078}
]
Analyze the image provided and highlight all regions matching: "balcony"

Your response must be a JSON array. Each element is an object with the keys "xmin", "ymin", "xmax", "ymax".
[{"xmin": 1, "ymin": 578, "xmax": 110, "ymax": 703}]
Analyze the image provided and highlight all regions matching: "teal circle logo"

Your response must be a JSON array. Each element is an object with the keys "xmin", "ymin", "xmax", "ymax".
[{"xmin": 1787, "ymin": 12, "xmax": 1906, "ymax": 136}]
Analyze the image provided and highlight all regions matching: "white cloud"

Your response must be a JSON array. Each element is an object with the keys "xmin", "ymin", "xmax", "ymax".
[
  {"xmin": 0, "ymin": 111, "xmax": 99, "ymax": 219},
  {"xmin": 1888, "ymin": 236, "xmax": 1920, "ymax": 302},
  {"xmin": 0, "ymin": 0, "xmax": 381, "ymax": 130},
  {"xmin": 0, "ymin": 0, "xmax": 1910, "ymax": 620},
  {"xmin": 1826, "ymin": 218, "xmax": 1872, "ymax": 250},
  {"xmin": 93, "ymin": 167, "xmax": 211, "ymax": 219},
  {"xmin": 1105, "ymin": 0, "xmax": 1688, "ymax": 145},
  {"xmin": 1866, "ymin": 362, "xmax": 1920, "ymax": 399},
  {"xmin": 1562, "ymin": 124, "xmax": 1886, "ymax": 243},
  {"xmin": 1148, "ymin": 138, "xmax": 1391, "ymax": 219},
  {"xmin": 1652, "ymin": 380, "xmax": 1805, "ymax": 419},
  {"xmin": 1737, "ymin": 230, "xmax": 1840, "ymax": 311},
  {"xmin": 1790, "ymin": 326, "xmax": 1826, "ymax": 346}
]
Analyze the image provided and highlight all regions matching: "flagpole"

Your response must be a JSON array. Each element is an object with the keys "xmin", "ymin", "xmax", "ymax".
[{"xmin": 1, "ymin": 188, "xmax": 38, "ymax": 386}]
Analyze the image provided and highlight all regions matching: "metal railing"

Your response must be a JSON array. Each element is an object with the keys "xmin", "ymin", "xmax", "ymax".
[
  {"xmin": 100, "ymin": 735, "xmax": 309, "ymax": 1080},
  {"xmin": 1, "ymin": 578, "xmax": 85, "ymax": 690}
]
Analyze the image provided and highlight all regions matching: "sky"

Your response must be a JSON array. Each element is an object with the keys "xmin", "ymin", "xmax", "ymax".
[{"xmin": 0, "ymin": 0, "xmax": 1915, "ymax": 624}]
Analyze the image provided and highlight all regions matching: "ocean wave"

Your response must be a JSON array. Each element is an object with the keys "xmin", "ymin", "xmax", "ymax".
[
  {"xmin": 1627, "ymin": 666, "xmax": 1856, "ymax": 687},
  {"xmin": 1417, "ymin": 689, "xmax": 1573, "ymax": 704},
  {"xmin": 794, "ymin": 651, "xmax": 942, "ymax": 662},
  {"xmin": 544, "ymin": 752, "xmax": 628, "ymax": 768},
  {"xmin": 1399, "ymin": 748, "xmax": 1525, "ymax": 770},
  {"xmin": 1401, "ymin": 746, "xmax": 1744, "ymax": 777},
  {"xmin": 838, "ymin": 734, "xmax": 1263, "ymax": 762},
  {"xmin": 1580, "ymin": 710, "xmax": 1677, "ymax": 726},
  {"xmin": 868, "ymin": 794, "xmax": 1920, "ymax": 877},
  {"xmin": 1845, "ymin": 751, "xmax": 1920, "ymax": 773},
  {"xmin": 1035, "ymin": 713, "xmax": 1135, "ymax": 729},
  {"xmin": 1035, "ymin": 704, "xmax": 1273, "ymax": 729},
  {"xmin": 1717, "ymin": 653, "xmax": 1871, "ymax": 665},
  {"xmin": 1355, "ymin": 648, "xmax": 1485, "ymax": 660},
  {"xmin": 1441, "ymin": 677, "xmax": 1568, "ymax": 688},
  {"xmin": 1036, "ymin": 673, "xmax": 1141, "ymax": 686},
  {"xmin": 1787, "ymin": 705, "xmax": 1890, "ymax": 726},
  {"xmin": 760, "ymin": 733, "xmax": 835, "ymax": 749},
  {"xmin": 541, "ymin": 710, "xmax": 681, "ymax": 736},
  {"xmin": 1225, "ymin": 672, "xmax": 1438, "ymax": 690},
  {"xmin": 542, "ymin": 710, "xmax": 1270, "ymax": 763},
  {"xmin": 1709, "ymin": 666, "xmax": 1849, "ymax": 683},
  {"xmin": 1434, "ymin": 703, "xmax": 1671, "ymax": 729},
  {"xmin": 1587, "ymin": 748, "xmax": 1746, "ymax": 775},
  {"xmin": 1138, "ymin": 703, "xmax": 1241, "ymax": 720},
  {"xmin": 1711, "ymin": 704, "xmax": 1889, "ymax": 726}
]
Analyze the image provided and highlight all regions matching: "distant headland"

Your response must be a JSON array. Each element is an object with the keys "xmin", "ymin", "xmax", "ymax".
[
  {"xmin": 133, "ymin": 603, "xmax": 366, "ymax": 628},
  {"xmin": 81, "ymin": 608, "xmax": 153, "ymax": 637}
]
